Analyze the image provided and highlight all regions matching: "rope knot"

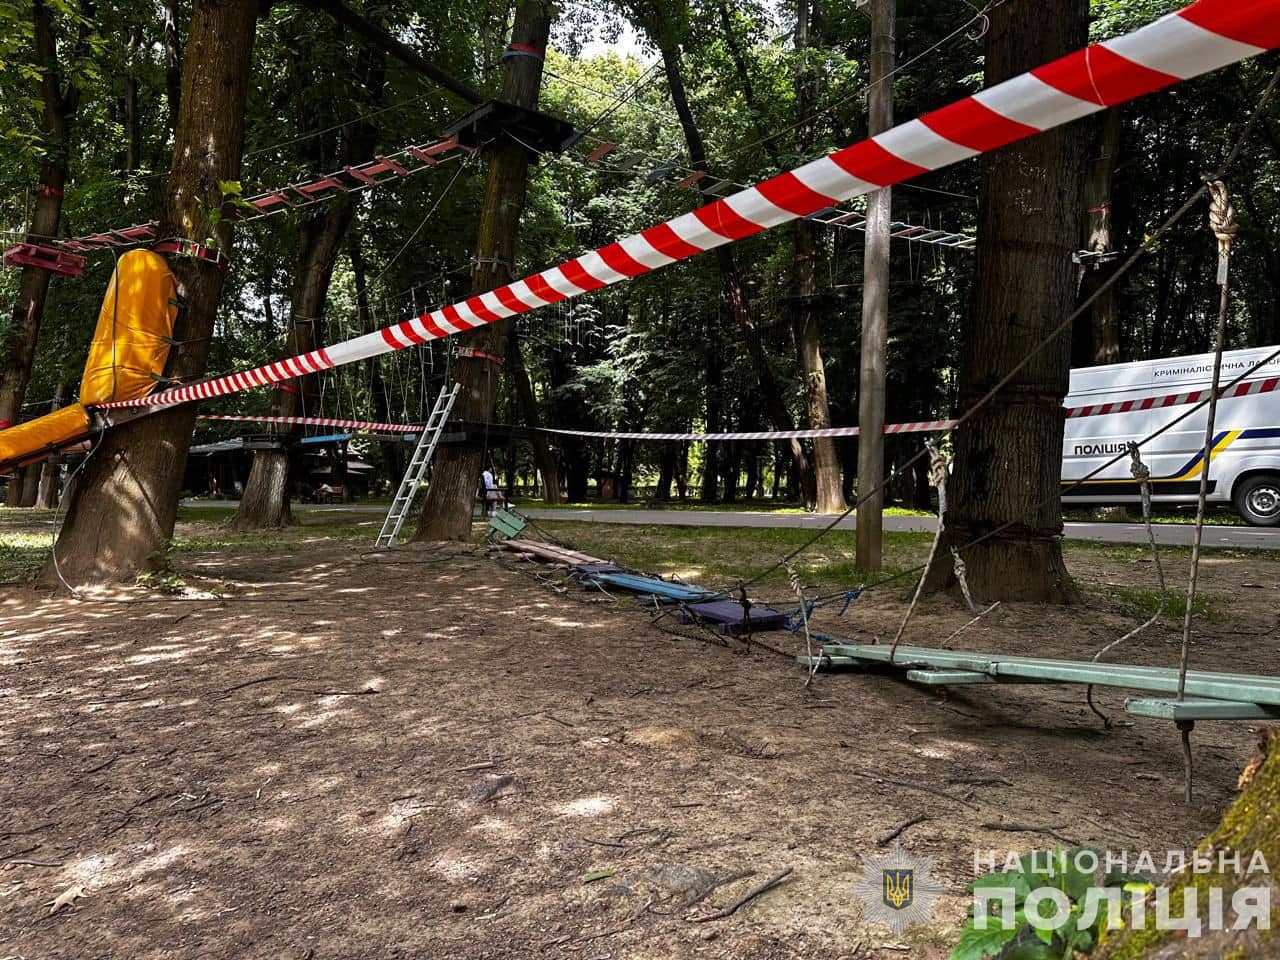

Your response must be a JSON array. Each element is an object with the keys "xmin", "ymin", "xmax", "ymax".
[
  {"xmin": 1126, "ymin": 441, "xmax": 1150, "ymax": 483},
  {"xmin": 1207, "ymin": 180, "xmax": 1238, "ymax": 255}
]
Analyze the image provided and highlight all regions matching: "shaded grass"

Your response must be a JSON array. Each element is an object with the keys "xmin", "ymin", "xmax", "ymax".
[
  {"xmin": 515, "ymin": 498, "xmax": 934, "ymax": 518},
  {"xmin": 532, "ymin": 519, "xmax": 935, "ymax": 600},
  {"xmin": 1093, "ymin": 583, "xmax": 1224, "ymax": 622}
]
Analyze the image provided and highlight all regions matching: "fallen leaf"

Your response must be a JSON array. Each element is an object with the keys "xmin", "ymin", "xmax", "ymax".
[{"xmin": 45, "ymin": 884, "xmax": 88, "ymax": 916}]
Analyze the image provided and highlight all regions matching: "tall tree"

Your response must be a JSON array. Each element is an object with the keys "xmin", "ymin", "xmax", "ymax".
[
  {"xmin": 507, "ymin": 326, "xmax": 562, "ymax": 502},
  {"xmin": 854, "ymin": 0, "xmax": 894, "ymax": 569},
  {"xmin": 1, "ymin": 0, "xmax": 90, "ymax": 506},
  {"xmin": 1072, "ymin": 108, "xmax": 1123, "ymax": 366},
  {"xmin": 924, "ymin": 0, "xmax": 1087, "ymax": 602},
  {"xmin": 414, "ymin": 0, "xmax": 556, "ymax": 540},
  {"xmin": 626, "ymin": 0, "xmax": 819, "ymax": 506},
  {"xmin": 45, "ymin": 0, "xmax": 259, "ymax": 583},
  {"xmin": 793, "ymin": 0, "xmax": 845, "ymax": 514},
  {"xmin": 233, "ymin": 200, "xmax": 354, "ymax": 528}
]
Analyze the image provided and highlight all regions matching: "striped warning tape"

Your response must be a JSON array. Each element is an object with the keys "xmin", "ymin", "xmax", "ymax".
[
  {"xmin": 1065, "ymin": 375, "xmax": 1280, "ymax": 418},
  {"xmin": 196, "ymin": 373, "xmax": 1280, "ymax": 441},
  {"xmin": 536, "ymin": 420, "xmax": 957, "ymax": 441},
  {"xmin": 97, "ymin": 0, "xmax": 1280, "ymax": 412},
  {"xmin": 197, "ymin": 414, "xmax": 420, "ymax": 433}
]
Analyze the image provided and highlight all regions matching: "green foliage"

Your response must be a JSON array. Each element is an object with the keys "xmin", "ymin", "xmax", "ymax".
[{"xmin": 951, "ymin": 848, "xmax": 1155, "ymax": 960}]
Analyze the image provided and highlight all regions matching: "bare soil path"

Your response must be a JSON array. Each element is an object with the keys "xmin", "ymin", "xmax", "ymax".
[{"xmin": 1, "ymin": 517, "xmax": 1277, "ymax": 958}]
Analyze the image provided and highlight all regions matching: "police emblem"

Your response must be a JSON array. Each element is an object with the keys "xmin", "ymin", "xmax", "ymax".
[
  {"xmin": 853, "ymin": 843, "xmax": 943, "ymax": 936},
  {"xmin": 883, "ymin": 867, "xmax": 914, "ymax": 910}
]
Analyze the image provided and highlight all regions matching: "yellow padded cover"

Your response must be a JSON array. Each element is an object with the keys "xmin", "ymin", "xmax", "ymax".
[
  {"xmin": 79, "ymin": 249, "xmax": 179, "ymax": 405},
  {"xmin": 0, "ymin": 402, "xmax": 91, "ymax": 470}
]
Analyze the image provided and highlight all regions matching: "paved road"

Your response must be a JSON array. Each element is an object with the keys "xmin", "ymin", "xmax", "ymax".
[{"xmin": 181, "ymin": 500, "xmax": 1280, "ymax": 549}]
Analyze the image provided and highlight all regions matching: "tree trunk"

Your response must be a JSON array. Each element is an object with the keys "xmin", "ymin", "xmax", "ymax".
[
  {"xmin": 35, "ymin": 384, "xmax": 71, "ymax": 509},
  {"xmin": 793, "ymin": 0, "xmax": 845, "ymax": 515},
  {"xmin": 233, "ymin": 199, "xmax": 354, "ymax": 529},
  {"xmin": 2, "ymin": 0, "xmax": 82, "ymax": 505},
  {"xmin": 350, "ymin": 237, "xmax": 403, "ymax": 486},
  {"xmin": 163, "ymin": 0, "xmax": 183, "ymax": 136},
  {"xmin": 45, "ymin": 0, "xmax": 258, "ymax": 584},
  {"xmin": 413, "ymin": 0, "xmax": 554, "ymax": 540},
  {"xmin": 644, "ymin": 13, "xmax": 818, "ymax": 507},
  {"xmin": 855, "ymin": 0, "xmax": 894, "ymax": 570},
  {"xmin": 701, "ymin": 309, "xmax": 721, "ymax": 502},
  {"xmin": 507, "ymin": 326, "xmax": 561, "ymax": 502},
  {"xmin": 124, "ymin": 25, "xmax": 143, "ymax": 173},
  {"xmin": 923, "ymin": 0, "xmax": 1086, "ymax": 603},
  {"xmin": 1073, "ymin": 108, "xmax": 1122, "ymax": 366}
]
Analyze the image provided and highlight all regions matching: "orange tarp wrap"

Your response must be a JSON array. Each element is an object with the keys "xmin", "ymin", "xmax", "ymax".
[
  {"xmin": 0, "ymin": 403, "xmax": 91, "ymax": 469},
  {"xmin": 79, "ymin": 249, "xmax": 179, "ymax": 404},
  {"xmin": 1, "ymin": 249, "xmax": 179, "ymax": 472}
]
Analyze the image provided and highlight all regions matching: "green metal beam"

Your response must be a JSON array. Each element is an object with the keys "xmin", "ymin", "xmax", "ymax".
[
  {"xmin": 810, "ymin": 643, "xmax": 1280, "ymax": 705},
  {"xmin": 905, "ymin": 669, "xmax": 994, "ymax": 685},
  {"xmin": 904, "ymin": 669, "xmax": 1057, "ymax": 686},
  {"xmin": 1124, "ymin": 698, "xmax": 1280, "ymax": 721}
]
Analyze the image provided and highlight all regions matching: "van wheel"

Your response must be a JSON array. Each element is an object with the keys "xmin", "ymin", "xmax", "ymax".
[{"xmin": 1234, "ymin": 475, "xmax": 1280, "ymax": 527}]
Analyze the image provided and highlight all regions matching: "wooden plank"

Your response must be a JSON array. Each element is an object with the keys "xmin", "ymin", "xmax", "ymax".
[
  {"xmin": 905, "ymin": 669, "xmax": 994, "ymax": 686},
  {"xmin": 1124, "ymin": 698, "xmax": 1280, "ymax": 722},
  {"xmin": 904, "ymin": 669, "xmax": 1056, "ymax": 686},
  {"xmin": 818, "ymin": 643, "xmax": 1280, "ymax": 705},
  {"xmin": 592, "ymin": 571, "xmax": 716, "ymax": 602},
  {"xmin": 497, "ymin": 538, "xmax": 602, "ymax": 566}
]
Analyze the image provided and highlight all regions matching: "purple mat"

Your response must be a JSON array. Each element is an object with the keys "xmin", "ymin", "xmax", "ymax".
[{"xmin": 676, "ymin": 599, "xmax": 788, "ymax": 636}]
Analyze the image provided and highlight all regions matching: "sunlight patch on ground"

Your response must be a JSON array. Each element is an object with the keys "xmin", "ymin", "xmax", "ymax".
[
  {"xmin": 469, "ymin": 816, "xmax": 517, "ymax": 837},
  {"xmin": 557, "ymin": 795, "xmax": 616, "ymax": 817},
  {"xmin": 432, "ymin": 854, "xmax": 488, "ymax": 882}
]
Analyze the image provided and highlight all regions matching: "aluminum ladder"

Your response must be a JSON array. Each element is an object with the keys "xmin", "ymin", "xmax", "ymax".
[{"xmin": 374, "ymin": 383, "xmax": 460, "ymax": 548}]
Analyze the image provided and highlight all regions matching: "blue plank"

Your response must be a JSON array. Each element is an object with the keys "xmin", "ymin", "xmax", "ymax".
[{"xmin": 591, "ymin": 572, "xmax": 716, "ymax": 602}]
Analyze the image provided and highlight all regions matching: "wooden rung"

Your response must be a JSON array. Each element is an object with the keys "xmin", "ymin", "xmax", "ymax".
[{"xmin": 1124, "ymin": 698, "xmax": 1280, "ymax": 722}]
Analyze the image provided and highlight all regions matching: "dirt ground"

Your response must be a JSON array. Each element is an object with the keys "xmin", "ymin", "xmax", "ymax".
[{"xmin": 1, "ymin": 516, "xmax": 1278, "ymax": 959}]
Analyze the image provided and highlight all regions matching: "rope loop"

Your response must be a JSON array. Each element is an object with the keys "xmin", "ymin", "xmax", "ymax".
[{"xmin": 1206, "ymin": 179, "xmax": 1238, "ymax": 254}]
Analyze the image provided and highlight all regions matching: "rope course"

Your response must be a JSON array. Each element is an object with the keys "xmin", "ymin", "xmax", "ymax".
[
  {"xmin": 92, "ymin": 0, "xmax": 1280, "ymax": 417},
  {"xmin": 43, "ymin": 137, "xmax": 471, "ymax": 255},
  {"xmin": 196, "ymin": 414, "xmax": 420, "ymax": 433}
]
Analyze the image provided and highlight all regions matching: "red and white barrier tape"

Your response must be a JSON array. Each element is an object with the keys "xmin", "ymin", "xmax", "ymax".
[
  {"xmin": 1066, "ymin": 375, "xmax": 1280, "ymax": 418},
  {"xmin": 97, "ymin": 0, "xmax": 1280, "ymax": 413},
  {"xmin": 538, "ymin": 420, "xmax": 958, "ymax": 441},
  {"xmin": 195, "ymin": 373, "xmax": 1280, "ymax": 441},
  {"xmin": 197, "ymin": 414, "xmax": 420, "ymax": 433}
]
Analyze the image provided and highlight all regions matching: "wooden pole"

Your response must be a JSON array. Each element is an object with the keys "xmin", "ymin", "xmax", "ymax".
[{"xmin": 855, "ymin": 0, "xmax": 895, "ymax": 571}]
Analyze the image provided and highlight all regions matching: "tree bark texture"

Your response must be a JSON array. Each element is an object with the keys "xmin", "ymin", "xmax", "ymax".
[
  {"xmin": 923, "ymin": 0, "xmax": 1087, "ymax": 603},
  {"xmin": 507, "ymin": 326, "xmax": 561, "ymax": 503},
  {"xmin": 45, "ymin": 0, "xmax": 258, "ymax": 584},
  {"xmin": 793, "ymin": 0, "xmax": 844, "ymax": 514},
  {"xmin": 413, "ymin": 0, "xmax": 554, "ymax": 541},
  {"xmin": 855, "ymin": 0, "xmax": 894, "ymax": 570},
  {"xmin": 1073, "ymin": 108, "xmax": 1123, "ymax": 365}
]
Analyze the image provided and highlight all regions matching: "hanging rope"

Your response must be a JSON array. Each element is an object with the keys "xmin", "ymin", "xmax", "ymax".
[
  {"xmin": 1177, "ymin": 183, "xmax": 1236, "ymax": 702},
  {"xmin": 889, "ymin": 441, "xmax": 950, "ymax": 664},
  {"xmin": 1086, "ymin": 442, "xmax": 1167, "ymax": 727}
]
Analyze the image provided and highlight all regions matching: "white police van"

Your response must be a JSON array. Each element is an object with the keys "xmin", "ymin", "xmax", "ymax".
[{"xmin": 1062, "ymin": 345, "xmax": 1280, "ymax": 526}]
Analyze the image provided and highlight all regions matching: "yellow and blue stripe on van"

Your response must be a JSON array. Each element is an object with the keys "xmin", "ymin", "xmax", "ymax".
[{"xmin": 1063, "ymin": 428, "xmax": 1280, "ymax": 496}]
